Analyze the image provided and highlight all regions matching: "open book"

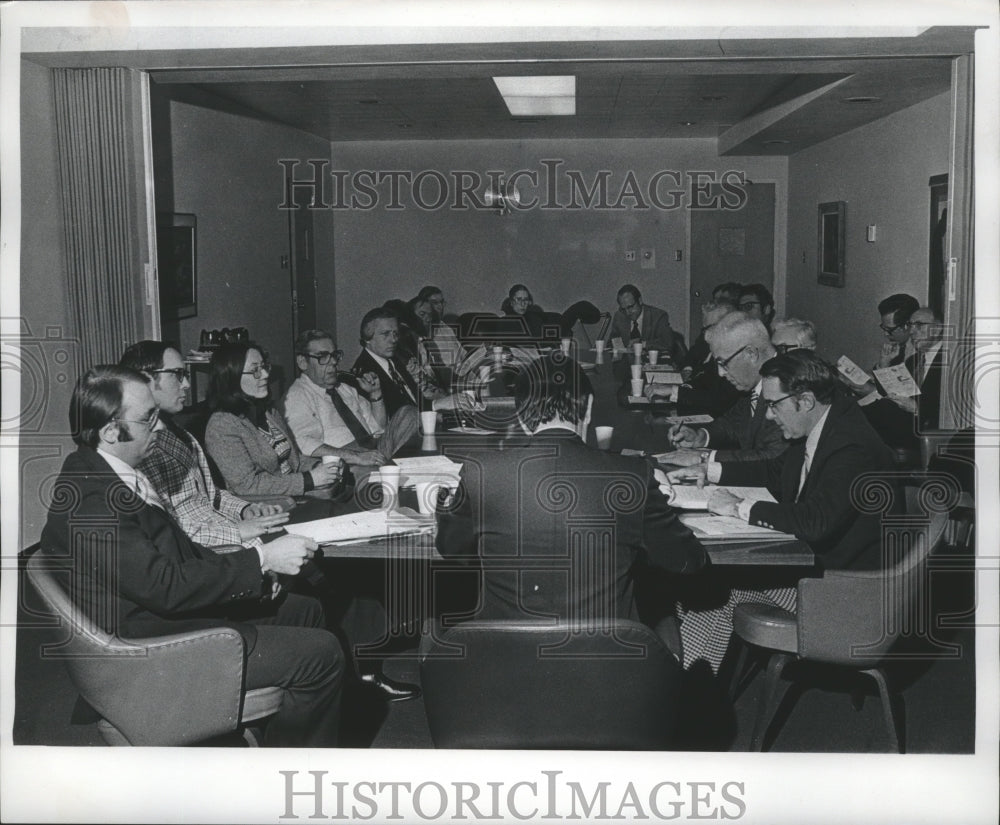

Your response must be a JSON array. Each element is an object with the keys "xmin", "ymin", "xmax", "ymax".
[{"xmin": 284, "ymin": 509, "xmax": 435, "ymax": 546}]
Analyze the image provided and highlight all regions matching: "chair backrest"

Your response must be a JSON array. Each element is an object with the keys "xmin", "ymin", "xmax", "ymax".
[
  {"xmin": 418, "ymin": 619, "xmax": 682, "ymax": 749},
  {"xmin": 797, "ymin": 509, "xmax": 949, "ymax": 664}
]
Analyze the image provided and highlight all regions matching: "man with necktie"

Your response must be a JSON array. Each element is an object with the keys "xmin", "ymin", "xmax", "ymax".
[
  {"xmin": 39, "ymin": 365, "xmax": 344, "ymax": 746},
  {"xmin": 608, "ymin": 284, "xmax": 680, "ymax": 360},
  {"xmin": 283, "ymin": 328, "xmax": 418, "ymax": 471},
  {"xmin": 666, "ymin": 351, "xmax": 894, "ymax": 674}
]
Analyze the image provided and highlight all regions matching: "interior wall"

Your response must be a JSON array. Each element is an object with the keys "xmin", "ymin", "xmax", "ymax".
[
  {"xmin": 329, "ymin": 139, "xmax": 786, "ymax": 362},
  {"xmin": 18, "ymin": 59, "xmax": 75, "ymax": 546},
  {"xmin": 785, "ymin": 92, "xmax": 952, "ymax": 366},
  {"xmin": 157, "ymin": 93, "xmax": 337, "ymax": 381}
]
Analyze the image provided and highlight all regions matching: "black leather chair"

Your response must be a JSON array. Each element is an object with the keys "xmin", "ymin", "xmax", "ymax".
[{"xmin": 418, "ymin": 619, "xmax": 682, "ymax": 749}]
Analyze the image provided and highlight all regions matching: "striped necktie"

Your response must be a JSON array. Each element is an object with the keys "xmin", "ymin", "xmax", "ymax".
[
  {"xmin": 796, "ymin": 451, "xmax": 811, "ymax": 501},
  {"xmin": 749, "ymin": 390, "xmax": 759, "ymax": 417},
  {"xmin": 630, "ymin": 320, "xmax": 641, "ymax": 341},
  {"xmin": 387, "ymin": 358, "xmax": 416, "ymax": 403}
]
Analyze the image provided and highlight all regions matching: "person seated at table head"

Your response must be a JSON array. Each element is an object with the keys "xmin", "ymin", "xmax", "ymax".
[
  {"xmin": 770, "ymin": 318, "xmax": 818, "ymax": 354},
  {"xmin": 737, "ymin": 283, "xmax": 775, "ymax": 329},
  {"xmin": 283, "ymin": 328, "xmax": 417, "ymax": 476},
  {"xmin": 204, "ymin": 342, "xmax": 342, "ymax": 498},
  {"xmin": 609, "ymin": 284, "xmax": 679, "ymax": 361},
  {"xmin": 711, "ymin": 281, "xmax": 742, "ymax": 306},
  {"xmin": 41, "ymin": 364, "xmax": 344, "ymax": 746},
  {"xmin": 119, "ymin": 340, "xmax": 291, "ymax": 550},
  {"xmin": 668, "ymin": 350, "xmax": 895, "ymax": 674},
  {"xmin": 656, "ymin": 311, "xmax": 786, "ymax": 465},
  {"xmin": 436, "ymin": 352, "xmax": 707, "ymax": 640},
  {"xmin": 501, "ymin": 283, "xmax": 540, "ymax": 317}
]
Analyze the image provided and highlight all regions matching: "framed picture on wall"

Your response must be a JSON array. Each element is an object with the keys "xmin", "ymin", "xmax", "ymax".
[
  {"xmin": 156, "ymin": 212, "xmax": 198, "ymax": 319},
  {"xmin": 817, "ymin": 201, "xmax": 846, "ymax": 287}
]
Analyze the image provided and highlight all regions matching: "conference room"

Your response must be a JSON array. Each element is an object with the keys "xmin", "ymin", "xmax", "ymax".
[{"xmin": 7, "ymin": 11, "xmax": 992, "ymax": 766}]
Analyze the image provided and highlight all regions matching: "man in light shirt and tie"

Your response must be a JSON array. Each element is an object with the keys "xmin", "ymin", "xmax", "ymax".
[{"xmin": 665, "ymin": 351, "xmax": 894, "ymax": 674}]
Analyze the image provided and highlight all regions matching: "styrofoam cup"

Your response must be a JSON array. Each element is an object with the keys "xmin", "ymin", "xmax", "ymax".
[
  {"xmin": 630, "ymin": 378, "xmax": 644, "ymax": 396},
  {"xmin": 632, "ymin": 341, "xmax": 644, "ymax": 358},
  {"xmin": 420, "ymin": 410, "xmax": 437, "ymax": 434},
  {"xmin": 648, "ymin": 350, "xmax": 659, "ymax": 365},
  {"xmin": 595, "ymin": 340, "xmax": 605, "ymax": 354},
  {"xmin": 560, "ymin": 337, "xmax": 572, "ymax": 355},
  {"xmin": 378, "ymin": 466, "xmax": 401, "ymax": 510},
  {"xmin": 595, "ymin": 426, "xmax": 614, "ymax": 450},
  {"xmin": 415, "ymin": 481, "xmax": 445, "ymax": 515},
  {"xmin": 630, "ymin": 364, "xmax": 643, "ymax": 379}
]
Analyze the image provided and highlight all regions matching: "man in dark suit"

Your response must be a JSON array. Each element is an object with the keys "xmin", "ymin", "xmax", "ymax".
[
  {"xmin": 666, "ymin": 351, "xmax": 895, "ymax": 673},
  {"xmin": 608, "ymin": 284, "xmax": 681, "ymax": 361},
  {"xmin": 436, "ymin": 353, "xmax": 708, "ymax": 644},
  {"xmin": 40, "ymin": 366, "xmax": 345, "ymax": 746},
  {"xmin": 656, "ymin": 312, "xmax": 787, "ymax": 464}
]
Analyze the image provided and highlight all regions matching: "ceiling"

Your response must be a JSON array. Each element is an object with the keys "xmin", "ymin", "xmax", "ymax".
[{"xmin": 145, "ymin": 27, "xmax": 975, "ymax": 155}]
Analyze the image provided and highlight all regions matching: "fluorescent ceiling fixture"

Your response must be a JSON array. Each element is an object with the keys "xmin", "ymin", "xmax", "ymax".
[{"xmin": 493, "ymin": 75, "xmax": 576, "ymax": 116}]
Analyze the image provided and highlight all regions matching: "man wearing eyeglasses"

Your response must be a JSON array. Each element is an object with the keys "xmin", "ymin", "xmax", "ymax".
[
  {"xmin": 608, "ymin": 284, "xmax": 681, "ymax": 360},
  {"xmin": 283, "ymin": 329, "xmax": 418, "ymax": 473},
  {"xmin": 770, "ymin": 318, "xmax": 817, "ymax": 354},
  {"xmin": 41, "ymin": 365, "xmax": 345, "ymax": 746},
  {"xmin": 736, "ymin": 283, "xmax": 775, "ymax": 330},
  {"xmin": 120, "ymin": 340, "xmax": 291, "ymax": 550},
  {"xmin": 654, "ymin": 312, "xmax": 786, "ymax": 466},
  {"xmin": 665, "ymin": 351, "xmax": 894, "ymax": 674}
]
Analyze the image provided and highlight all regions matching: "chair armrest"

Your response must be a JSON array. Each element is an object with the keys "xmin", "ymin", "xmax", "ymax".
[{"xmin": 75, "ymin": 627, "xmax": 247, "ymax": 746}]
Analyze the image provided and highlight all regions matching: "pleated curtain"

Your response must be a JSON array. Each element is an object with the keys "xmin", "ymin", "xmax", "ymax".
[{"xmin": 52, "ymin": 67, "xmax": 143, "ymax": 367}]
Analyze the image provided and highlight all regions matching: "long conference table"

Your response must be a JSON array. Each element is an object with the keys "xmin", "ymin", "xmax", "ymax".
[{"xmin": 290, "ymin": 346, "xmax": 814, "ymax": 569}]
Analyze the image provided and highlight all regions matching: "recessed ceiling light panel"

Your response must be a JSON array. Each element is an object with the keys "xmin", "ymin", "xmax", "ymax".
[{"xmin": 493, "ymin": 75, "xmax": 576, "ymax": 116}]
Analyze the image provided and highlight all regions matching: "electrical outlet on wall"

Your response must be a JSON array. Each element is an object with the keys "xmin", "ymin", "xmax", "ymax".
[
  {"xmin": 625, "ymin": 250, "xmax": 636, "ymax": 262},
  {"xmin": 641, "ymin": 248, "xmax": 655, "ymax": 269}
]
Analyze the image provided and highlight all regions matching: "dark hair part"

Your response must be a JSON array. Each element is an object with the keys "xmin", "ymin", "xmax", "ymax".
[
  {"xmin": 207, "ymin": 342, "xmax": 269, "ymax": 422},
  {"xmin": 118, "ymin": 340, "xmax": 177, "ymax": 374},
  {"xmin": 417, "ymin": 285, "xmax": 443, "ymax": 302},
  {"xmin": 514, "ymin": 353, "xmax": 594, "ymax": 431},
  {"xmin": 70, "ymin": 365, "xmax": 148, "ymax": 448},
  {"xmin": 739, "ymin": 283, "xmax": 773, "ymax": 308},
  {"xmin": 759, "ymin": 350, "xmax": 838, "ymax": 405},
  {"xmin": 617, "ymin": 284, "xmax": 641, "ymax": 303},
  {"xmin": 294, "ymin": 329, "xmax": 335, "ymax": 356},
  {"xmin": 877, "ymin": 293, "xmax": 920, "ymax": 327},
  {"xmin": 359, "ymin": 307, "xmax": 398, "ymax": 345},
  {"xmin": 711, "ymin": 282, "xmax": 743, "ymax": 304},
  {"xmin": 508, "ymin": 283, "xmax": 533, "ymax": 301}
]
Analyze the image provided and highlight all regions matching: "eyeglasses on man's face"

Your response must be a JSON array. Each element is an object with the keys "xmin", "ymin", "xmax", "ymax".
[
  {"xmin": 762, "ymin": 393, "xmax": 797, "ymax": 411},
  {"xmin": 714, "ymin": 344, "xmax": 749, "ymax": 370},
  {"xmin": 511, "ymin": 295, "xmax": 531, "ymax": 305},
  {"xmin": 243, "ymin": 361, "xmax": 271, "ymax": 379},
  {"xmin": 774, "ymin": 343, "xmax": 801, "ymax": 354},
  {"xmin": 113, "ymin": 407, "xmax": 160, "ymax": 431},
  {"xmin": 879, "ymin": 323, "xmax": 905, "ymax": 335},
  {"xmin": 303, "ymin": 349, "xmax": 343, "ymax": 366},
  {"xmin": 151, "ymin": 367, "xmax": 190, "ymax": 382},
  {"xmin": 738, "ymin": 300, "xmax": 762, "ymax": 312}
]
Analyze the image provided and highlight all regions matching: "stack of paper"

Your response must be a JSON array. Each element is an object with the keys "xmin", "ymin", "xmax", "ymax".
[
  {"xmin": 679, "ymin": 513, "xmax": 794, "ymax": 540},
  {"xmin": 659, "ymin": 414, "xmax": 714, "ymax": 426},
  {"xmin": 285, "ymin": 509, "xmax": 434, "ymax": 545},
  {"xmin": 664, "ymin": 485, "xmax": 777, "ymax": 511},
  {"xmin": 391, "ymin": 455, "xmax": 463, "ymax": 488},
  {"xmin": 645, "ymin": 369, "xmax": 683, "ymax": 384}
]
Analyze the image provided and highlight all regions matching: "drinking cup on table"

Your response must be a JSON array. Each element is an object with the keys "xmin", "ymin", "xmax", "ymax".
[
  {"xmin": 630, "ymin": 378, "xmax": 645, "ymax": 397},
  {"xmin": 321, "ymin": 454, "xmax": 343, "ymax": 480},
  {"xmin": 595, "ymin": 426, "xmax": 614, "ymax": 450},
  {"xmin": 560, "ymin": 337, "xmax": 572, "ymax": 355},
  {"xmin": 632, "ymin": 341, "xmax": 644, "ymax": 359},
  {"xmin": 415, "ymin": 481, "xmax": 446, "ymax": 515},
  {"xmin": 630, "ymin": 364, "xmax": 643, "ymax": 380},
  {"xmin": 378, "ymin": 466, "xmax": 401, "ymax": 510},
  {"xmin": 648, "ymin": 350, "xmax": 659, "ymax": 365},
  {"xmin": 492, "ymin": 346, "xmax": 504, "ymax": 364},
  {"xmin": 479, "ymin": 364, "xmax": 492, "ymax": 383},
  {"xmin": 595, "ymin": 340, "xmax": 605, "ymax": 355},
  {"xmin": 420, "ymin": 410, "xmax": 437, "ymax": 435}
]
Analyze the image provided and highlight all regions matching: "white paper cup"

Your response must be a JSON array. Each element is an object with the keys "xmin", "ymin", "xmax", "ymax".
[
  {"xmin": 420, "ymin": 410, "xmax": 437, "ymax": 435},
  {"xmin": 560, "ymin": 337, "xmax": 572, "ymax": 355},
  {"xmin": 321, "ymin": 455, "xmax": 343, "ymax": 478},
  {"xmin": 421, "ymin": 433, "xmax": 437, "ymax": 452},
  {"xmin": 630, "ymin": 364, "xmax": 643, "ymax": 380},
  {"xmin": 595, "ymin": 426, "xmax": 614, "ymax": 450},
  {"xmin": 648, "ymin": 350, "xmax": 659, "ymax": 365},
  {"xmin": 378, "ymin": 466, "xmax": 401, "ymax": 510},
  {"xmin": 415, "ymin": 480, "xmax": 445, "ymax": 515},
  {"xmin": 632, "ymin": 341, "xmax": 644, "ymax": 358},
  {"xmin": 595, "ymin": 340, "xmax": 605, "ymax": 354},
  {"xmin": 630, "ymin": 378, "xmax": 645, "ymax": 396}
]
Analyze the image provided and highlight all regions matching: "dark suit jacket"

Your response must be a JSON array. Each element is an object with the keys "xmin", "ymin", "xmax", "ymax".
[
  {"xmin": 353, "ymin": 347, "xmax": 422, "ymax": 418},
  {"xmin": 704, "ymin": 391, "xmax": 788, "ymax": 462},
  {"xmin": 609, "ymin": 303, "xmax": 676, "ymax": 357},
  {"xmin": 718, "ymin": 395, "xmax": 895, "ymax": 570},
  {"xmin": 40, "ymin": 446, "xmax": 267, "ymax": 645},
  {"xmin": 436, "ymin": 430, "xmax": 708, "ymax": 623}
]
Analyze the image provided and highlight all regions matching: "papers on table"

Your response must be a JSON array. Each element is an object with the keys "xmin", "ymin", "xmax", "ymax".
[
  {"xmin": 836, "ymin": 355, "xmax": 872, "ymax": 386},
  {"xmin": 644, "ymin": 368, "xmax": 683, "ymax": 384},
  {"xmin": 390, "ymin": 455, "xmax": 462, "ymax": 488},
  {"xmin": 660, "ymin": 414, "xmax": 714, "ymax": 425},
  {"xmin": 611, "ymin": 336, "xmax": 625, "ymax": 353},
  {"xmin": 679, "ymin": 513, "xmax": 795, "ymax": 540},
  {"xmin": 653, "ymin": 468, "xmax": 776, "ymax": 510},
  {"xmin": 284, "ymin": 509, "xmax": 434, "ymax": 546},
  {"xmin": 873, "ymin": 363, "xmax": 921, "ymax": 398},
  {"xmin": 627, "ymin": 395, "xmax": 650, "ymax": 404}
]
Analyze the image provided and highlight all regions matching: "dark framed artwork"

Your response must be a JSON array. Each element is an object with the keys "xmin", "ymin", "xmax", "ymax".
[
  {"xmin": 817, "ymin": 201, "xmax": 846, "ymax": 287},
  {"xmin": 156, "ymin": 213, "xmax": 197, "ymax": 319},
  {"xmin": 928, "ymin": 174, "xmax": 949, "ymax": 318}
]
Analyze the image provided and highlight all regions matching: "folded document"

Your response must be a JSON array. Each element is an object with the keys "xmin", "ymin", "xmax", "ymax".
[{"xmin": 284, "ymin": 509, "xmax": 434, "ymax": 545}]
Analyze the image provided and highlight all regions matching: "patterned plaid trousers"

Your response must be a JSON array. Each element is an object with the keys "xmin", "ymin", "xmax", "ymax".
[{"xmin": 678, "ymin": 585, "xmax": 798, "ymax": 674}]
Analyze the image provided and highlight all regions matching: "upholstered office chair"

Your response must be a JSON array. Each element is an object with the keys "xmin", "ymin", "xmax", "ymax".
[
  {"xmin": 25, "ymin": 547, "xmax": 283, "ymax": 746},
  {"xmin": 418, "ymin": 619, "xmax": 682, "ymax": 749},
  {"xmin": 732, "ymin": 505, "xmax": 949, "ymax": 753}
]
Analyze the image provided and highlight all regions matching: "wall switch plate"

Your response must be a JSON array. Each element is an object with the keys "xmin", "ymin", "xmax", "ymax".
[
  {"xmin": 674, "ymin": 249, "xmax": 683, "ymax": 262},
  {"xmin": 641, "ymin": 248, "xmax": 655, "ymax": 269},
  {"xmin": 625, "ymin": 250, "xmax": 636, "ymax": 262},
  {"xmin": 866, "ymin": 224, "xmax": 877, "ymax": 242}
]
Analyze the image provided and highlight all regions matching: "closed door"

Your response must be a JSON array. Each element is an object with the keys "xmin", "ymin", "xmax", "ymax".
[
  {"xmin": 289, "ymin": 187, "xmax": 316, "ymax": 340},
  {"xmin": 689, "ymin": 182, "xmax": 775, "ymax": 332}
]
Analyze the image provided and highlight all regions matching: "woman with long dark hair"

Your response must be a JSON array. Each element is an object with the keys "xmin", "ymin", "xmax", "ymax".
[{"xmin": 205, "ymin": 342, "xmax": 340, "ymax": 497}]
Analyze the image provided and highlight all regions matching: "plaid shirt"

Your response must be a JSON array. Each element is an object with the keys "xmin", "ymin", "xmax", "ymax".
[{"xmin": 138, "ymin": 425, "xmax": 261, "ymax": 549}]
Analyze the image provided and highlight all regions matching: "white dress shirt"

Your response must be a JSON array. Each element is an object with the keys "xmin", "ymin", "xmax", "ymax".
[{"xmin": 283, "ymin": 373, "xmax": 383, "ymax": 454}]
